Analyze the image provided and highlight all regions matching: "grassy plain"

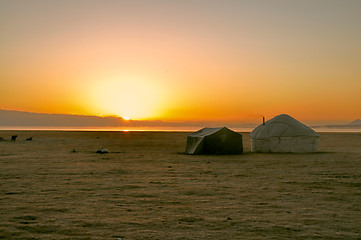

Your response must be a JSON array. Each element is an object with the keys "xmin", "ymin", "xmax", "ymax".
[{"xmin": 1, "ymin": 130, "xmax": 361, "ymax": 239}]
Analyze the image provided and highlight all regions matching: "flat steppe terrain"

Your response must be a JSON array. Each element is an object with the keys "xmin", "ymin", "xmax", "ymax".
[{"xmin": 1, "ymin": 131, "xmax": 361, "ymax": 239}]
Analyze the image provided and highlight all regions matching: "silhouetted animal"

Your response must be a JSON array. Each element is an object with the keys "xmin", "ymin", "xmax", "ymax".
[
  {"xmin": 26, "ymin": 137, "xmax": 33, "ymax": 141},
  {"xmin": 11, "ymin": 135, "xmax": 17, "ymax": 141}
]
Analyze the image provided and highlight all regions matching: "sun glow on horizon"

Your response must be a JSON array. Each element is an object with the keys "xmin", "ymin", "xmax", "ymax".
[{"xmin": 89, "ymin": 75, "xmax": 168, "ymax": 120}]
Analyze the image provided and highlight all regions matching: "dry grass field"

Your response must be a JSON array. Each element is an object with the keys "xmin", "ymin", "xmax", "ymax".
[{"xmin": 1, "ymin": 130, "xmax": 361, "ymax": 239}]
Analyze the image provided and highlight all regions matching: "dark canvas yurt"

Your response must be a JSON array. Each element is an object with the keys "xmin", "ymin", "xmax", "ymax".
[{"xmin": 185, "ymin": 127, "xmax": 243, "ymax": 155}]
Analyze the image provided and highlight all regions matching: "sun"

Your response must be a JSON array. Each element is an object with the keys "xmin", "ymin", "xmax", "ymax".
[{"xmin": 91, "ymin": 75, "xmax": 166, "ymax": 120}]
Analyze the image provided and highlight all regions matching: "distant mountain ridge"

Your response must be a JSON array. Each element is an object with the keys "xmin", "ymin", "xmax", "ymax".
[
  {"xmin": 311, "ymin": 118, "xmax": 361, "ymax": 130},
  {"xmin": 0, "ymin": 109, "xmax": 257, "ymax": 130},
  {"xmin": 349, "ymin": 119, "xmax": 361, "ymax": 125},
  {"xmin": 0, "ymin": 109, "xmax": 126, "ymax": 127}
]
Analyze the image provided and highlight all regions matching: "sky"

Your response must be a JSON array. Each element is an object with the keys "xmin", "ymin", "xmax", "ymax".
[{"xmin": 1, "ymin": 0, "xmax": 361, "ymax": 124}]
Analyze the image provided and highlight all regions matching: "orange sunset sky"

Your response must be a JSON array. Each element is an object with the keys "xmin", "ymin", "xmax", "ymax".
[{"xmin": 1, "ymin": 0, "xmax": 361, "ymax": 124}]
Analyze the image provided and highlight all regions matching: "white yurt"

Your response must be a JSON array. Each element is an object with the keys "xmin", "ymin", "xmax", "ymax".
[
  {"xmin": 250, "ymin": 114, "xmax": 319, "ymax": 153},
  {"xmin": 185, "ymin": 127, "xmax": 243, "ymax": 155}
]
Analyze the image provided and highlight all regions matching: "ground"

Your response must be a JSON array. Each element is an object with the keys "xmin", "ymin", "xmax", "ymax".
[{"xmin": 1, "ymin": 131, "xmax": 361, "ymax": 239}]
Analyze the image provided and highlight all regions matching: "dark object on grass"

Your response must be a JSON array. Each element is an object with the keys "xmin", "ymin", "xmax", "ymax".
[
  {"xmin": 26, "ymin": 137, "xmax": 33, "ymax": 141},
  {"xmin": 11, "ymin": 135, "xmax": 18, "ymax": 141},
  {"xmin": 0, "ymin": 137, "xmax": 4, "ymax": 141},
  {"xmin": 96, "ymin": 147, "xmax": 109, "ymax": 154}
]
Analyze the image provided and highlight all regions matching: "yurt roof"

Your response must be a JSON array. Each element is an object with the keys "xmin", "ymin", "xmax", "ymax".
[
  {"xmin": 189, "ymin": 127, "xmax": 226, "ymax": 137},
  {"xmin": 250, "ymin": 114, "xmax": 319, "ymax": 139}
]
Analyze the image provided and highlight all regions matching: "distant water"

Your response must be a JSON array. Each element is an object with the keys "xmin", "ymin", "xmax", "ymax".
[
  {"xmin": 0, "ymin": 126, "xmax": 256, "ymax": 132},
  {"xmin": 312, "ymin": 127, "xmax": 361, "ymax": 133},
  {"xmin": 1, "ymin": 126, "xmax": 360, "ymax": 133}
]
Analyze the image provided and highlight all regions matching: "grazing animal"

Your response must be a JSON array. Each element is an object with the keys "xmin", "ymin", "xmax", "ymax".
[
  {"xmin": 26, "ymin": 137, "xmax": 33, "ymax": 141},
  {"xmin": 11, "ymin": 135, "xmax": 17, "ymax": 141}
]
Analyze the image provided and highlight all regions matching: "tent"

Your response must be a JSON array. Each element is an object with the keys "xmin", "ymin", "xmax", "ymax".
[
  {"xmin": 250, "ymin": 114, "xmax": 319, "ymax": 153},
  {"xmin": 185, "ymin": 127, "xmax": 243, "ymax": 155}
]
